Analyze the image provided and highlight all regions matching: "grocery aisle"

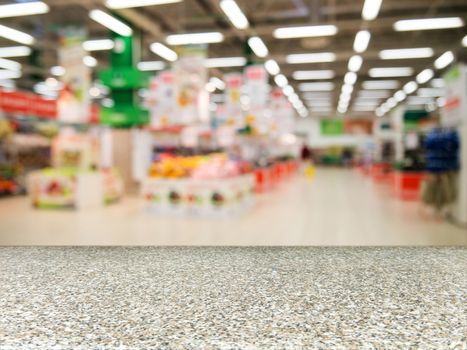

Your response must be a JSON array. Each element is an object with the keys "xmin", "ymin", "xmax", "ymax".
[{"xmin": 0, "ymin": 168, "xmax": 465, "ymax": 246}]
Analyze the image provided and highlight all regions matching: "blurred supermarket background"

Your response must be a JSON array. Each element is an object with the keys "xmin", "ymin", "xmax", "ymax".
[{"xmin": 0, "ymin": 0, "xmax": 466, "ymax": 245}]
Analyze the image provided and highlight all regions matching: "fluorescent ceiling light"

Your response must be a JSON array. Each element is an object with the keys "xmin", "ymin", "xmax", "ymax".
[
  {"xmin": 166, "ymin": 32, "xmax": 223, "ymax": 45},
  {"xmin": 344, "ymin": 72, "xmax": 357, "ymax": 85},
  {"xmin": 348, "ymin": 55, "xmax": 363, "ymax": 72},
  {"xmin": 50, "ymin": 66, "xmax": 65, "ymax": 76},
  {"xmin": 0, "ymin": 58, "xmax": 21, "ymax": 71},
  {"xmin": 0, "ymin": 46, "xmax": 31, "ymax": 58},
  {"xmin": 293, "ymin": 70, "xmax": 334, "ymax": 80},
  {"xmin": 248, "ymin": 36, "xmax": 268, "ymax": 58},
  {"xmin": 299, "ymin": 82, "xmax": 334, "ymax": 91},
  {"xmin": 408, "ymin": 96, "xmax": 434, "ymax": 104},
  {"xmin": 89, "ymin": 10, "xmax": 133, "ymax": 36},
  {"xmin": 286, "ymin": 52, "xmax": 336, "ymax": 64},
  {"xmin": 339, "ymin": 94, "xmax": 351, "ymax": 102},
  {"xmin": 353, "ymin": 30, "xmax": 371, "ymax": 53},
  {"xmin": 204, "ymin": 57, "xmax": 245, "ymax": 68},
  {"xmin": 417, "ymin": 88, "xmax": 444, "ymax": 97},
  {"xmin": 463, "ymin": 35, "xmax": 467, "ymax": 47},
  {"xmin": 150, "ymin": 42, "xmax": 178, "ymax": 62},
  {"xmin": 0, "ymin": 1, "xmax": 49, "ymax": 18},
  {"xmin": 308, "ymin": 100, "xmax": 332, "ymax": 107},
  {"xmin": 403, "ymin": 81, "xmax": 418, "ymax": 94},
  {"xmin": 0, "ymin": 70, "xmax": 21, "ymax": 80},
  {"xmin": 264, "ymin": 59, "xmax": 280, "ymax": 75},
  {"xmin": 362, "ymin": 0, "xmax": 382, "ymax": 21},
  {"xmin": 379, "ymin": 48, "xmax": 434, "ymax": 60},
  {"xmin": 394, "ymin": 17, "xmax": 464, "ymax": 31},
  {"xmin": 220, "ymin": 0, "xmax": 249, "ymax": 30},
  {"xmin": 310, "ymin": 106, "xmax": 332, "ymax": 112},
  {"xmin": 83, "ymin": 56, "xmax": 98, "ymax": 67},
  {"xmin": 430, "ymin": 78, "xmax": 445, "ymax": 88},
  {"xmin": 288, "ymin": 93, "xmax": 299, "ymax": 103},
  {"xmin": 387, "ymin": 97, "xmax": 397, "ymax": 108},
  {"xmin": 274, "ymin": 74, "xmax": 288, "ymax": 87},
  {"xmin": 137, "ymin": 61, "xmax": 165, "ymax": 71},
  {"xmin": 416, "ymin": 69, "xmax": 434, "ymax": 84},
  {"xmin": 303, "ymin": 92, "xmax": 332, "ymax": 99},
  {"xmin": 0, "ymin": 24, "xmax": 35, "ymax": 45},
  {"xmin": 353, "ymin": 105, "xmax": 375, "ymax": 111},
  {"xmin": 434, "ymin": 51, "xmax": 454, "ymax": 70},
  {"xmin": 83, "ymin": 39, "xmax": 114, "ymax": 51},
  {"xmin": 394, "ymin": 90, "xmax": 406, "ymax": 102},
  {"xmin": 362, "ymin": 80, "xmax": 399, "ymax": 89},
  {"xmin": 358, "ymin": 90, "xmax": 390, "ymax": 98},
  {"xmin": 368, "ymin": 67, "xmax": 413, "ymax": 77},
  {"xmin": 353, "ymin": 99, "xmax": 381, "ymax": 106},
  {"xmin": 273, "ymin": 24, "xmax": 337, "ymax": 39},
  {"xmin": 106, "ymin": 0, "xmax": 181, "ymax": 9}
]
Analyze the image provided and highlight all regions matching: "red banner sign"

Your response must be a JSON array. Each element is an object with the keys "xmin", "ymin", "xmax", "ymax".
[{"xmin": 0, "ymin": 89, "xmax": 57, "ymax": 119}]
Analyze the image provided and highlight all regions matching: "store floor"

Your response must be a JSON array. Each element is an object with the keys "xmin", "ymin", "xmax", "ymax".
[
  {"xmin": 0, "ymin": 168, "xmax": 466, "ymax": 246},
  {"xmin": 1, "ymin": 247, "xmax": 466, "ymax": 348}
]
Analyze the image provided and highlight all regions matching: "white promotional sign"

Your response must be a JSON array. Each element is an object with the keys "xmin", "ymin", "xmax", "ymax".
[
  {"xmin": 147, "ymin": 71, "xmax": 176, "ymax": 128},
  {"xmin": 58, "ymin": 39, "xmax": 90, "ymax": 124},
  {"xmin": 244, "ymin": 65, "xmax": 269, "ymax": 133},
  {"xmin": 224, "ymin": 73, "xmax": 243, "ymax": 128},
  {"xmin": 441, "ymin": 64, "xmax": 467, "ymax": 127}
]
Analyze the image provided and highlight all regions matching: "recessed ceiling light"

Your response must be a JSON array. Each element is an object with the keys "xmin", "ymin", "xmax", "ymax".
[
  {"xmin": 416, "ymin": 69, "xmax": 434, "ymax": 84},
  {"xmin": 220, "ymin": 0, "xmax": 249, "ymax": 30},
  {"xmin": 274, "ymin": 74, "xmax": 288, "ymax": 87},
  {"xmin": 434, "ymin": 51, "xmax": 454, "ymax": 70},
  {"xmin": 344, "ymin": 72, "xmax": 357, "ymax": 85},
  {"xmin": 379, "ymin": 48, "xmax": 434, "ymax": 59},
  {"xmin": 286, "ymin": 52, "xmax": 336, "ymax": 64},
  {"xmin": 341, "ymin": 84, "xmax": 354, "ymax": 94},
  {"xmin": 50, "ymin": 65, "xmax": 65, "ymax": 76},
  {"xmin": 403, "ymin": 81, "xmax": 418, "ymax": 94},
  {"xmin": 293, "ymin": 70, "xmax": 335, "ymax": 80},
  {"xmin": 264, "ymin": 59, "xmax": 280, "ymax": 75},
  {"xmin": 368, "ymin": 67, "xmax": 413, "ymax": 77},
  {"xmin": 166, "ymin": 32, "xmax": 224, "ymax": 45},
  {"xmin": 394, "ymin": 17, "xmax": 464, "ymax": 31},
  {"xmin": 353, "ymin": 30, "xmax": 371, "ymax": 53},
  {"xmin": 273, "ymin": 25, "xmax": 337, "ymax": 39},
  {"xmin": 106, "ymin": 0, "xmax": 181, "ymax": 8},
  {"xmin": 394, "ymin": 90, "xmax": 406, "ymax": 102},
  {"xmin": 348, "ymin": 55, "xmax": 363, "ymax": 72},
  {"xmin": 83, "ymin": 56, "xmax": 98, "ymax": 68}
]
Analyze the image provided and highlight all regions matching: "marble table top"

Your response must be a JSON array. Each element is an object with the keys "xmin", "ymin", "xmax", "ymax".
[{"xmin": 1, "ymin": 247, "xmax": 466, "ymax": 349}]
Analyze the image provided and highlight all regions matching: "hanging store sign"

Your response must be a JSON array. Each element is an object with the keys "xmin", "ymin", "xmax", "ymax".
[{"xmin": 0, "ymin": 89, "xmax": 57, "ymax": 118}]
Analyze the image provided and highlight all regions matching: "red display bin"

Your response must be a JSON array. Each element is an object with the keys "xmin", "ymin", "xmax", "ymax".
[
  {"xmin": 393, "ymin": 171, "xmax": 425, "ymax": 201},
  {"xmin": 370, "ymin": 163, "xmax": 392, "ymax": 183}
]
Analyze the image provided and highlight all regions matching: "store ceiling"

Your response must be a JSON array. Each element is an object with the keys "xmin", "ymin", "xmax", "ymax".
[{"xmin": 1, "ymin": 0, "xmax": 467, "ymax": 116}]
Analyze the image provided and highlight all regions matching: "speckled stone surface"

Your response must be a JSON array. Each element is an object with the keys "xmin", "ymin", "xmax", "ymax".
[{"xmin": 0, "ymin": 247, "xmax": 466, "ymax": 349}]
